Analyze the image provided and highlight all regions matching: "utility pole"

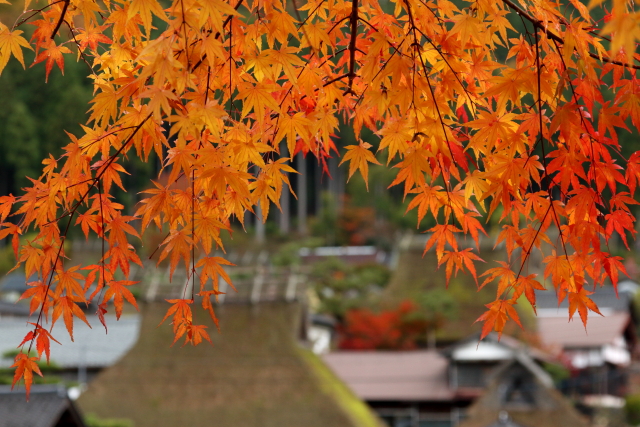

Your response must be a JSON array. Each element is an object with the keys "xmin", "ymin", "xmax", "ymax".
[{"xmin": 297, "ymin": 153, "xmax": 307, "ymax": 235}]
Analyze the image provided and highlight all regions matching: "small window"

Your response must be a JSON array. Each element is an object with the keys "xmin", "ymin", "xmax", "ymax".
[
  {"xmin": 378, "ymin": 414, "xmax": 412, "ymax": 427},
  {"xmin": 504, "ymin": 375, "xmax": 536, "ymax": 406},
  {"xmin": 456, "ymin": 363, "xmax": 486, "ymax": 388},
  {"xmin": 419, "ymin": 419, "xmax": 452, "ymax": 427}
]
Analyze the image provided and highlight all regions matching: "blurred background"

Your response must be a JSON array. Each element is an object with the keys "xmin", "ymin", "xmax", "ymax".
[{"xmin": 2, "ymin": 7, "xmax": 640, "ymax": 427}]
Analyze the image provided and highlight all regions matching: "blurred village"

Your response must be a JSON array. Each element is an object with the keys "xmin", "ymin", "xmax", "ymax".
[
  {"xmin": 3, "ymin": 26, "xmax": 640, "ymax": 427},
  {"xmin": 2, "ymin": 151, "xmax": 640, "ymax": 427}
]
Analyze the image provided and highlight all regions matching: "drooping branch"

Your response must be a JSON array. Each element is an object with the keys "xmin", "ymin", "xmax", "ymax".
[{"xmin": 347, "ymin": 0, "xmax": 359, "ymax": 93}]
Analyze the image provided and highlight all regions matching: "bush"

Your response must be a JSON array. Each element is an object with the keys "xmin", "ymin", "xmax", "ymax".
[
  {"xmin": 626, "ymin": 394, "xmax": 640, "ymax": 426},
  {"xmin": 338, "ymin": 301, "xmax": 427, "ymax": 350},
  {"xmin": 85, "ymin": 414, "xmax": 135, "ymax": 427},
  {"xmin": 310, "ymin": 259, "xmax": 391, "ymax": 318}
]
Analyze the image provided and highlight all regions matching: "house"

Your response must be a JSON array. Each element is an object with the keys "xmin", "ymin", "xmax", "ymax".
[
  {"xmin": 0, "ymin": 300, "xmax": 30, "ymax": 318},
  {"xmin": 323, "ymin": 350, "xmax": 467, "ymax": 426},
  {"xmin": 444, "ymin": 334, "xmax": 553, "ymax": 397},
  {"xmin": 0, "ymin": 385, "xmax": 87, "ymax": 427},
  {"xmin": 458, "ymin": 353, "xmax": 589, "ymax": 427},
  {"xmin": 0, "ymin": 272, "xmax": 33, "ymax": 303},
  {"xmin": 0, "ymin": 314, "xmax": 141, "ymax": 386},
  {"xmin": 535, "ymin": 286, "xmax": 637, "ymax": 397},
  {"xmin": 322, "ymin": 333, "xmax": 559, "ymax": 427},
  {"xmin": 308, "ymin": 313, "xmax": 337, "ymax": 354}
]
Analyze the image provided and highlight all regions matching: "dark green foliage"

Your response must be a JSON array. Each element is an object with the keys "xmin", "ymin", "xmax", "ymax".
[
  {"xmin": 0, "ymin": 49, "xmax": 92, "ymax": 196},
  {"xmin": 626, "ymin": 394, "xmax": 640, "ymax": 426},
  {"xmin": 412, "ymin": 288, "xmax": 458, "ymax": 331},
  {"xmin": 310, "ymin": 258, "xmax": 390, "ymax": 318},
  {"xmin": 542, "ymin": 362, "xmax": 570, "ymax": 386}
]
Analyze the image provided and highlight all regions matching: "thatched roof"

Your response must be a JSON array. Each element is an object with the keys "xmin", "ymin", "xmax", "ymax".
[
  {"xmin": 78, "ymin": 302, "xmax": 382, "ymax": 427},
  {"xmin": 458, "ymin": 356, "xmax": 589, "ymax": 427},
  {"xmin": 382, "ymin": 236, "xmax": 527, "ymax": 341},
  {"xmin": 0, "ymin": 385, "xmax": 86, "ymax": 427}
]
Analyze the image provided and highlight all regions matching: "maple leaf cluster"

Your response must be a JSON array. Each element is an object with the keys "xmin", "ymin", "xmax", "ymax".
[{"xmin": 1, "ymin": 0, "xmax": 640, "ymax": 396}]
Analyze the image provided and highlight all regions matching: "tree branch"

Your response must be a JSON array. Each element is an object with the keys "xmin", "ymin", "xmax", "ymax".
[
  {"xmin": 50, "ymin": 0, "xmax": 70, "ymax": 40},
  {"xmin": 347, "ymin": 0, "xmax": 359, "ymax": 92}
]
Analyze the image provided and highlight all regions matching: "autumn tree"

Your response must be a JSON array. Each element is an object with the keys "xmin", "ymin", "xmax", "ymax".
[{"xmin": 1, "ymin": 0, "xmax": 640, "ymax": 396}]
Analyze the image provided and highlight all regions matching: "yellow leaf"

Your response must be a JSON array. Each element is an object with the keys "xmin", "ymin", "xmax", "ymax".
[
  {"xmin": 0, "ymin": 29, "xmax": 32, "ymax": 75},
  {"xmin": 238, "ymin": 82, "xmax": 281, "ymax": 124},
  {"xmin": 275, "ymin": 112, "xmax": 312, "ymax": 155},
  {"xmin": 339, "ymin": 142, "xmax": 381, "ymax": 190},
  {"xmin": 127, "ymin": 0, "xmax": 168, "ymax": 35}
]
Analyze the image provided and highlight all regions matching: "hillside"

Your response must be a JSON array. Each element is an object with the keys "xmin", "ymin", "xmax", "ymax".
[{"xmin": 383, "ymin": 234, "xmax": 537, "ymax": 342}]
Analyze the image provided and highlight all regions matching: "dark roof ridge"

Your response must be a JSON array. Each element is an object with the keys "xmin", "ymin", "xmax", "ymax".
[{"xmin": 0, "ymin": 384, "xmax": 67, "ymax": 396}]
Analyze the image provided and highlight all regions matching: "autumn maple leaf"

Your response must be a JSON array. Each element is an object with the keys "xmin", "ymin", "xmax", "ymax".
[
  {"xmin": 31, "ymin": 39, "xmax": 71, "ymax": 82},
  {"xmin": 568, "ymin": 288, "xmax": 603, "ymax": 328},
  {"xmin": 475, "ymin": 299, "xmax": 523, "ymax": 340},
  {"xmin": 51, "ymin": 296, "xmax": 91, "ymax": 341},
  {"xmin": 2, "ymin": 0, "xmax": 640, "ymax": 386},
  {"xmin": 0, "ymin": 28, "xmax": 32, "ymax": 74},
  {"xmin": 103, "ymin": 280, "xmax": 140, "ymax": 319},
  {"xmin": 11, "ymin": 353, "xmax": 42, "ymax": 400},
  {"xmin": 18, "ymin": 323, "xmax": 61, "ymax": 363},
  {"xmin": 340, "ymin": 141, "xmax": 381, "ymax": 190}
]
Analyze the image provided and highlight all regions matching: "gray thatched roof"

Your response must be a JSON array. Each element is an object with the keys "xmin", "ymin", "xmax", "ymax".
[{"xmin": 0, "ymin": 385, "xmax": 85, "ymax": 427}]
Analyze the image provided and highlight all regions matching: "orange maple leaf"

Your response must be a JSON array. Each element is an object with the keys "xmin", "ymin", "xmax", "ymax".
[
  {"xmin": 18, "ymin": 323, "xmax": 61, "ymax": 363},
  {"xmin": 568, "ymin": 287, "xmax": 603, "ymax": 328},
  {"xmin": 11, "ymin": 353, "xmax": 42, "ymax": 400},
  {"xmin": 475, "ymin": 299, "xmax": 523, "ymax": 340},
  {"xmin": 103, "ymin": 280, "xmax": 140, "ymax": 319},
  {"xmin": 51, "ymin": 296, "xmax": 91, "ymax": 341}
]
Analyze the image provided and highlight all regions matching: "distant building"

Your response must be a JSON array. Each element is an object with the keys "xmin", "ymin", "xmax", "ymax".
[
  {"xmin": 0, "ymin": 385, "xmax": 86, "ymax": 427},
  {"xmin": 299, "ymin": 246, "xmax": 387, "ymax": 265},
  {"xmin": 0, "ymin": 300, "xmax": 30, "ymax": 318},
  {"xmin": 535, "ymin": 286, "xmax": 637, "ymax": 397},
  {"xmin": 0, "ymin": 272, "xmax": 33, "ymax": 303},
  {"xmin": 324, "ymin": 349, "xmax": 465, "ymax": 426},
  {"xmin": 308, "ymin": 314, "xmax": 336, "ymax": 354},
  {"xmin": 77, "ymin": 303, "xmax": 382, "ymax": 427},
  {"xmin": 323, "ymin": 333, "xmax": 561, "ymax": 427},
  {"xmin": 458, "ymin": 354, "xmax": 589, "ymax": 427},
  {"xmin": 0, "ymin": 314, "xmax": 141, "ymax": 387}
]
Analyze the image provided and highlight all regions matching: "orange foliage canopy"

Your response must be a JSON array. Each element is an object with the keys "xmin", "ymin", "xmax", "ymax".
[{"xmin": 0, "ymin": 0, "xmax": 640, "ymax": 396}]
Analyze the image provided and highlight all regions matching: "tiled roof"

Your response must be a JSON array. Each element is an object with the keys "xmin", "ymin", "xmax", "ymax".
[
  {"xmin": 322, "ymin": 350, "xmax": 454, "ymax": 401},
  {"xmin": 535, "ymin": 286, "xmax": 631, "ymax": 313},
  {"xmin": 0, "ymin": 385, "xmax": 85, "ymax": 427},
  {"xmin": 0, "ymin": 301, "xmax": 30, "ymax": 317},
  {"xmin": 443, "ymin": 333, "xmax": 554, "ymax": 364},
  {"xmin": 537, "ymin": 312, "xmax": 630, "ymax": 348},
  {"xmin": 0, "ymin": 273, "xmax": 34, "ymax": 294},
  {"xmin": 0, "ymin": 315, "xmax": 140, "ymax": 369}
]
